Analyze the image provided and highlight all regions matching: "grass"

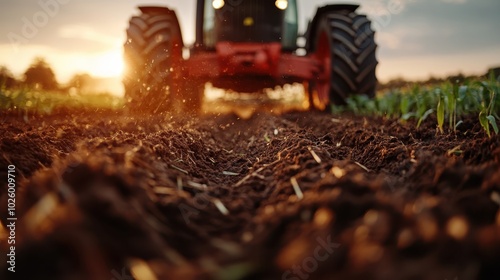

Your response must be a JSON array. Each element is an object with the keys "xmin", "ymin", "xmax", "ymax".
[
  {"xmin": 334, "ymin": 75, "xmax": 500, "ymax": 137},
  {"xmin": 0, "ymin": 86, "xmax": 124, "ymax": 114}
]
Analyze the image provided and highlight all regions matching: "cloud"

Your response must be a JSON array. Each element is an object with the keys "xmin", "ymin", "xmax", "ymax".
[
  {"xmin": 376, "ymin": 32, "xmax": 401, "ymax": 50},
  {"xmin": 371, "ymin": 0, "xmax": 500, "ymax": 58},
  {"xmin": 58, "ymin": 25, "xmax": 119, "ymax": 46}
]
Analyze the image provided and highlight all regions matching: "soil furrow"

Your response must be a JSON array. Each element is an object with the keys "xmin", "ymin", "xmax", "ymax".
[{"xmin": 1, "ymin": 110, "xmax": 499, "ymax": 280}]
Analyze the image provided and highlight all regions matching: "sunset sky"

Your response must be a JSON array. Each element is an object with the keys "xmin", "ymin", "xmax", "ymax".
[{"xmin": 1, "ymin": 0, "xmax": 499, "ymax": 95}]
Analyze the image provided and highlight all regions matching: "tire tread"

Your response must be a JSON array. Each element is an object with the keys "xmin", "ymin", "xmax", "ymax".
[{"xmin": 322, "ymin": 10, "xmax": 378, "ymax": 102}]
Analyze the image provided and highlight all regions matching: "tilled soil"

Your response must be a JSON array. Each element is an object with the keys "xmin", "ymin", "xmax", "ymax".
[{"xmin": 1, "ymin": 108, "xmax": 500, "ymax": 280}]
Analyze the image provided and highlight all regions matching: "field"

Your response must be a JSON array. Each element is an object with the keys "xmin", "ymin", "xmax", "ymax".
[{"xmin": 1, "ymin": 82, "xmax": 500, "ymax": 280}]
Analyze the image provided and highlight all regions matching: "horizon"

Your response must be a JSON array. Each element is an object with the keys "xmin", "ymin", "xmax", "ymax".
[{"xmin": 1, "ymin": 0, "xmax": 499, "ymax": 95}]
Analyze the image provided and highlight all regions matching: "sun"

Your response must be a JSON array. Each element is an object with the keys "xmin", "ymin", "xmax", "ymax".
[{"xmin": 88, "ymin": 50, "xmax": 124, "ymax": 78}]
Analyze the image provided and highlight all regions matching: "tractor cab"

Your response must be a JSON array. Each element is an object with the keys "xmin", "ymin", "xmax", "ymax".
[{"xmin": 197, "ymin": 0, "xmax": 298, "ymax": 51}]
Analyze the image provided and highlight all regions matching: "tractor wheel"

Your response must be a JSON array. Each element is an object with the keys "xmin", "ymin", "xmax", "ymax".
[
  {"xmin": 123, "ymin": 7, "xmax": 183, "ymax": 114},
  {"xmin": 310, "ymin": 10, "xmax": 378, "ymax": 111}
]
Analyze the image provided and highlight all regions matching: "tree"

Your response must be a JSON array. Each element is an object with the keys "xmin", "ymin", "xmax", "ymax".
[
  {"xmin": 24, "ymin": 57, "xmax": 58, "ymax": 90},
  {"xmin": 0, "ymin": 66, "xmax": 17, "ymax": 88},
  {"xmin": 68, "ymin": 73, "xmax": 94, "ymax": 94},
  {"xmin": 379, "ymin": 77, "xmax": 409, "ymax": 91},
  {"xmin": 446, "ymin": 73, "xmax": 465, "ymax": 84},
  {"xmin": 488, "ymin": 67, "xmax": 500, "ymax": 81}
]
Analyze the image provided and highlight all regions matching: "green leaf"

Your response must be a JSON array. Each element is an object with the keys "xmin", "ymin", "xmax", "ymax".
[
  {"xmin": 346, "ymin": 98, "xmax": 359, "ymax": 115},
  {"xmin": 401, "ymin": 112, "xmax": 416, "ymax": 121},
  {"xmin": 417, "ymin": 109, "xmax": 434, "ymax": 129},
  {"xmin": 216, "ymin": 263, "xmax": 255, "ymax": 280},
  {"xmin": 487, "ymin": 115, "xmax": 499, "ymax": 135},
  {"xmin": 400, "ymin": 96, "xmax": 411, "ymax": 115},
  {"xmin": 458, "ymin": 86, "xmax": 468, "ymax": 101},
  {"xmin": 437, "ymin": 97, "xmax": 445, "ymax": 133},
  {"xmin": 479, "ymin": 111, "xmax": 491, "ymax": 137},
  {"xmin": 488, "ymin": 89, "xmax": 497, "ymax": 116}
]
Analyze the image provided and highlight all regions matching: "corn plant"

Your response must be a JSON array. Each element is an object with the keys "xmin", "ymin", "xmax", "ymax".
[
  {"xmin": 383, "ymin": 92, "xmax": 401, "ymax": 118},
  {"xmin": 417, "ymin": 108, "xmax": 434, "ymax": 129},
  {"xmin": 476, "ymin": 76, "xmax": 499, "ymax": 137},
  {"xmin": 448, "ymin": 83, "xmax": 458, "ymax": 131},
  {"xmin": 413, "ymin": 86, "xmax": 433, "ymax": 128},
  {"xmin": 436, "ymin": 90, "xmax": 445, "ymax": 133}
]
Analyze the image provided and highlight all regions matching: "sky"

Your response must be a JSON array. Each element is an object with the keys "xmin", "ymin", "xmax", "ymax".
[{"xmin": 0, "ymin": 0, "xmax": 499, "ymax": 95}]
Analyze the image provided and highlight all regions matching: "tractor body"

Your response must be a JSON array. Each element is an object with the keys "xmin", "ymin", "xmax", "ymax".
[
  {"xmin": 188, "ymin": 0, "xmax": 305, "ymax": 93},
  {"xmin": 123, "ymin": 0, "xmax": 378, "ymax": 113}
]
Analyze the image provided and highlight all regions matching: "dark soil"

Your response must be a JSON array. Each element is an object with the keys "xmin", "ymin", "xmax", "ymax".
[{"xmin": 1, "ymin": 108, "xmax": 499, "ymax": 280}]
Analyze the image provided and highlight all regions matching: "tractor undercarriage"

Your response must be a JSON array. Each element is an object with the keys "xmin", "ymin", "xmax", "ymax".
[{"xmin": 185, "ymin": 42, "xmax": 320, "ymax": 93}]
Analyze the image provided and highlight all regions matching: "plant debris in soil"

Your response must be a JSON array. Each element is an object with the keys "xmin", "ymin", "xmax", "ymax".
[{"xmin": 1, "ymin": 109, "xmax": 500, "ymax": 280}]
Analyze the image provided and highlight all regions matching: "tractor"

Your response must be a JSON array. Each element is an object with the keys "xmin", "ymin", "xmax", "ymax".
[{"xmin": 123, "ymin": 0, "xmax": 378, "ymax": 113}]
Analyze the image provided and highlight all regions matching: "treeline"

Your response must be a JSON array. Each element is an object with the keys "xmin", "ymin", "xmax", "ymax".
[{"xmin": 0, "ymin": 57, "xmax": 100, "ymax": 94}]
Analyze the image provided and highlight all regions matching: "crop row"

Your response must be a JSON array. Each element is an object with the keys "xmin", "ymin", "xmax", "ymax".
[
  {"xmin": 0, "ymin": 87, "xmax": 124, "ymax": 114},
  {"xmin": 335, "ymin": 76, "xmax": 499, "ymax": 137}
]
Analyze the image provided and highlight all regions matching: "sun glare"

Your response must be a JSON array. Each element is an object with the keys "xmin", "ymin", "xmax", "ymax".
[{"xmin": 89, "ymin": 51, "xmax": 124, "ymax": 78}]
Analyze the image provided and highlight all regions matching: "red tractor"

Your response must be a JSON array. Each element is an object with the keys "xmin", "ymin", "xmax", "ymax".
[{"xmin": 123, "ymin": 0, "xmax": 378, "ymax": 113}]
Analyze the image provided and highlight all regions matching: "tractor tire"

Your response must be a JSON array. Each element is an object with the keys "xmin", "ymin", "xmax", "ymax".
[
  {"xmin": 123, "ymin": 8, "xmax": 183, "ymax": 114},
  {"xmin": 309, "ymin": 10, "xmax": 378, "ymax": 110}
]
